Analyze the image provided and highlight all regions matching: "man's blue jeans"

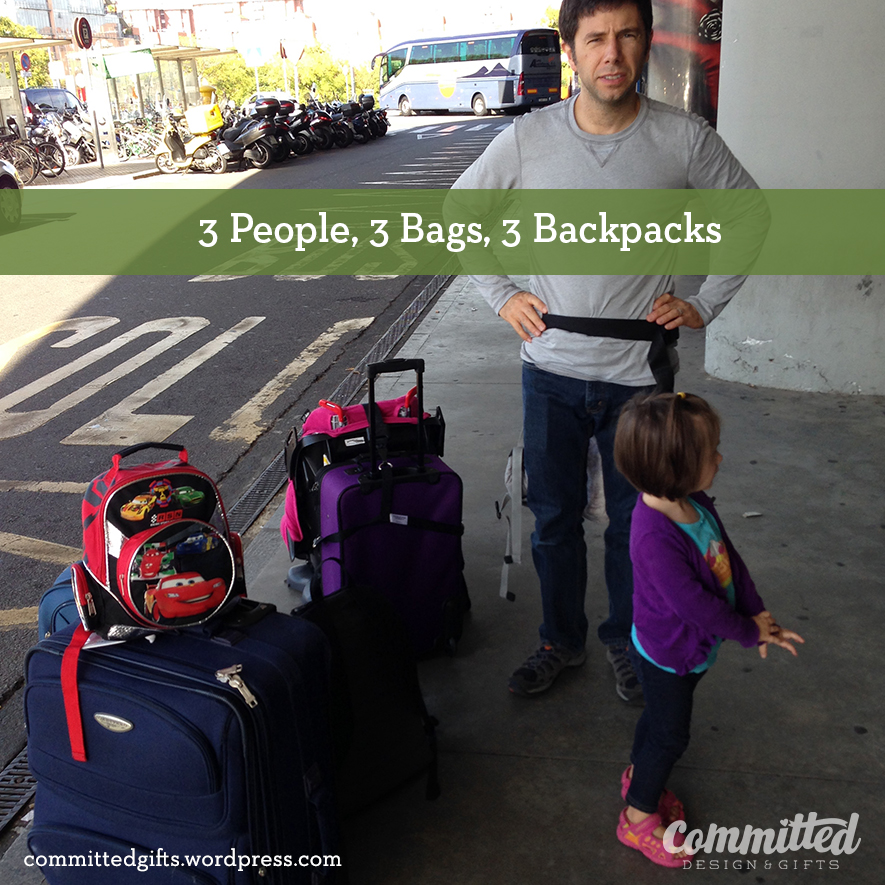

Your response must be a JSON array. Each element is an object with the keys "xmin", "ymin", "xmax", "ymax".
[{"xmin": 522, "ymin": 363, "xmax": 653, "ymax": 654}]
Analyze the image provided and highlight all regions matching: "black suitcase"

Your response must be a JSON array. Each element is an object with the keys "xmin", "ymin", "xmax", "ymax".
[
  {"xmin": 25, "ymin": 600, "xmax": 341, "ymax": 884},
  {"xmin": 296, "ymin": 585, "xmax": 439, "ymax": 817}
]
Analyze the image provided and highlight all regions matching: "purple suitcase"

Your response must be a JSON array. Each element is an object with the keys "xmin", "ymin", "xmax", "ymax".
[{"xmin": 313, "ymin": 360, "xmax": 469, "ymax": 655}]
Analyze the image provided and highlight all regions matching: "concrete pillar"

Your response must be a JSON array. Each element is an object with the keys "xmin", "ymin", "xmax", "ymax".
[{"xmin": 706, "ymin": 1, "xmax": 885, "ymax": 394}]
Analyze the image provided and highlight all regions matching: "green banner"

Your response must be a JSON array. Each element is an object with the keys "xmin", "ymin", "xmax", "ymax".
[{"xmin": 1, "ymin": 189, "xmax": 881, "ymax": 275}]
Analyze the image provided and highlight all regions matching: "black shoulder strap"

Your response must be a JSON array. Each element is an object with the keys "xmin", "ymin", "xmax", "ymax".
[{"xmin": 543, "ymin": 315, "xmax": 678, "ymax": 393}]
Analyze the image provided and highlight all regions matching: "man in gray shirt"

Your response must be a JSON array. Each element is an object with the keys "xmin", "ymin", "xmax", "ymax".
[{"xmin": 449, "ymin": 0, "xmax": 764, "ymax": 701}]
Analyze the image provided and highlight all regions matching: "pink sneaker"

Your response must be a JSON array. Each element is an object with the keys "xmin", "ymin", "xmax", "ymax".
[
  {"xmin": 620, "ymin": 766, "xmax": 685, "ymax": 824},
  {"xmin": 616, "ymin": 809, "xmax": 686, "ymax": 868}
]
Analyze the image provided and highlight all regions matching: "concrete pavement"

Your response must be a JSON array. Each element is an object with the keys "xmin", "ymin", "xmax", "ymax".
[{"xmin": 3, "ymin": 274, "xmax": 883, "ymax": 883}]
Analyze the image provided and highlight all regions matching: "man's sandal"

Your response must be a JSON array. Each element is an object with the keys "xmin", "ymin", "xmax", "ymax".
[
  {"xmin": 621, "ymin": 766, "xmax": 685, "ymax": 824},
  {"xmin": 616, "ymin": 809, "xmax": 686, "ymax": 868}
]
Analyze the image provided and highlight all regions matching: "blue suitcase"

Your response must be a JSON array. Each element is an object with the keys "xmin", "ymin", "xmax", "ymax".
[
  {"xmin": 37, "ymin": 567, "xmax": 78, "ymax": 640},
  {"xmin": 25, "ymin": 600, "xmax": 341, "ymax": 884}
]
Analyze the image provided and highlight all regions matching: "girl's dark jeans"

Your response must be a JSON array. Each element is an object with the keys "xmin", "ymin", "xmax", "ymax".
[{"xmin": 625, "ymin": 654, "xmax": 706, "ymax": 815}]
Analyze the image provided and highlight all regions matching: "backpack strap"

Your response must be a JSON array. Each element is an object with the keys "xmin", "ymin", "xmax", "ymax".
[
  {"xmin": 543, "ymin": 315, "xmax": 678, "ymax": 393},
  {"xmin": 61, "ymin": 624, "xmax": 91, "ymax": 762},
  {"xmin": 495, "ymin": 432, "xmax": 525, "ymax": 602}
]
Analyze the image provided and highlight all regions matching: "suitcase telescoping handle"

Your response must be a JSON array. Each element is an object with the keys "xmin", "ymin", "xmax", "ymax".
[{"xmin": 367, "ymin": 359, "xmax": 425, "ymax": 475}]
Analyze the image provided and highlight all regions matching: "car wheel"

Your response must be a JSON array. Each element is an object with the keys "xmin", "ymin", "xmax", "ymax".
[
  {"xmin": 472, "ymin": 94, "xmax": 488, "ymax": 117},
  {"xmin": 398, "ymin": 96, "xmax": 412, "ymax": 116}
]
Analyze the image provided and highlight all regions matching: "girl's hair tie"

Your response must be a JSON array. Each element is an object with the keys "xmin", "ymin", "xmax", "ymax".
[{"xmin": 676, "ymin": 391, "xmax": 687, "ymax": 400}]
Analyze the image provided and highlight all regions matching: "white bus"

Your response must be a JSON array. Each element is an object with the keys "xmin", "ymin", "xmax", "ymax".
[{"xmin": 374, "ymin": 28, "xmax": 562, "ymax": 117}]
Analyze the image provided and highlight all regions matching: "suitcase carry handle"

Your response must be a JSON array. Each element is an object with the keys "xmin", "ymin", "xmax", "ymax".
[
  {"xmin": 367, "ymin": 360, "xmax": 425, "ymax": 476},
  {"xmin": 110, "ymin": 442, "xmax": 188, "ymax": 477}
]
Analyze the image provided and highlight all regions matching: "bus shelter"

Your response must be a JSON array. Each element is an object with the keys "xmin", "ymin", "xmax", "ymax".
[
  {"xmin": 96, "ymin": 44, "xmax": 237, "ymax": 122},
  {"xmin": 0, "ymin": 36, "xmax": 73, "ymax": 138}
]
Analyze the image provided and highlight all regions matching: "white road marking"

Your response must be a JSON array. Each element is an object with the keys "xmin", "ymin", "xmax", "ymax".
[
  {"xmin": 0, "ymin": 607, "xmax": 39, "ymax": 629},
  {"xmin": 211, "ymin": 317, "xmax": 374, "ymax": 443},
  {"xmin": 189, "ymin": 275, "xmax": 251, "ymax": 282},
  {"xmin": 273, "ymin": 275, "xmax": 327, "ymax": 281},
  {"xmin": 0, "ymin": 480, "xmax": 88, "ymax": 493},
  {"xmin": 62, "ymin": 317, "xmax": 266, "ymax": 446},
  {"xmin": 0, "ymin": 317, "xmax": 209, "ymax": 441},
  {"xmin": 0, "ymin": 316, "xmax": 119, "ymax": 374},
  {"xmin": 0, "ymin": 531, "xmax": 81, "ymax": 564}
]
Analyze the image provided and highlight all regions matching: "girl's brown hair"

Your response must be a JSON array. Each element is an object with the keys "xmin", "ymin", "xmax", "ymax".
[{"xmin": 614, "ymin": 392, "xmax": 721, "ymax": 500}]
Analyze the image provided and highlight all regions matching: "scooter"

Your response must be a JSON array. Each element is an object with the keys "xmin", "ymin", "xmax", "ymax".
[
  {"xmin": 155, "ymin": 114, "xmax": 227, "ymax": 174},
  {"xmin": 214, "ymin": 116, "xmax": 276, "ymax": 169},
  {"xmin": 359, "ymin": 94, "xmax": 388, "ymax": 136},
  {"xmin": 60, "ymin": 110, "xmax": 96, "ymax": 166}
]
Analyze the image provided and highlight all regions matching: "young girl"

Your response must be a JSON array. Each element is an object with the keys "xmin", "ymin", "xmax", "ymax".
[{"xmin": 613, "ymin": 391, "xmax": 803, "ymax": 868}]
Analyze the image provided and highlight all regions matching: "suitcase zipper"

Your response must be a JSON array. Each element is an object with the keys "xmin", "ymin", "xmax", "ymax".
[{"xmin": 215, "ymin": 664, "xmax": 258, "ymax": 708}]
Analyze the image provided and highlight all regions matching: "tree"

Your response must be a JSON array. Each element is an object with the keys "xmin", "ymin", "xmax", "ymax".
[
  {"xmin": 540, "ymin": 6, "xmax": 572, "ymax": 99},
  {"xmin": 0, "ymin": 17, "xmax": 51, "ymax": 88},
  {"xmin": 198, "ymin": 43, "xmax": 377, "ymax": 107}
]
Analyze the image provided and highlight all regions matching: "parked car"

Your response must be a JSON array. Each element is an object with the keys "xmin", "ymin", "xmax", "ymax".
[
  {"xmin": 23, "ymin": 88, "xmax": 88, "ymax": 118},
  {"xmin": 0, "ymin": 158, "xmax": 23, "ymax": 231}
]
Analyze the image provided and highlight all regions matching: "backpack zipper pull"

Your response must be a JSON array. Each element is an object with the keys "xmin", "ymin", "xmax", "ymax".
[
  {"xmin": 215, "ymin": 664, "xmax": 258, "ymax": 708},
  {"xmin": 85, "ymin": 591, "xmax": 96, "ymax": 617}
]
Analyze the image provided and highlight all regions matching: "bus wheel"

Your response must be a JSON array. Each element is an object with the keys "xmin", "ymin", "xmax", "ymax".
[
  {"xmin": 472, "ymin": 94, "xmax": 488, "ymax": 117},
  {"xmin": 399, "ymin": 96, "xmax": 413, "ymax": 116}
]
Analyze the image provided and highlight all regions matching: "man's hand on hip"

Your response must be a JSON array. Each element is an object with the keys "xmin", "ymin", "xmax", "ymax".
[
  {"xmin": 646, "ymin": 293, "xmax": 704, "ymax": 330},
  {"xmin": 499, "ymin": 290, "xmax": 548, "ymax": 343}
]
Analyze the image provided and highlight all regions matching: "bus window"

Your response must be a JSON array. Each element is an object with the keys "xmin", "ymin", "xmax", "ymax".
[
  {"xmin": 466, "ymin": 40, "xmax": 489, "ymax": 62},
  {"xmin": 519, "ymin": 31, "xmax": 560, "ymax": 55},
  {"xmin": 489, "ymin": 37, "xmax": 516, "ymax": 58},
  {"xmin": 410, "ymin": 44, "xmax": 433, "ymax": 65},
  {"xmin": 388, "ymin": 49, "xmax": 407, "ymax": 80},
  {"xmin": 436, "ymin": 41, "xmax": 460, "ymax": 64}
]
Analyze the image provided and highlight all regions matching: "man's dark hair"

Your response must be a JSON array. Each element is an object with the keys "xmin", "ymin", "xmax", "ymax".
[{"xmin": 558, "ymin": 0, "xmax": 654, "ymax": 50}]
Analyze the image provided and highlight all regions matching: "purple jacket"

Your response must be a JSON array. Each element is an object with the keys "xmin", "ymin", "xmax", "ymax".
[{"xmin": 630, "ymin": 491, "xmax": 765, "ymax": 675}]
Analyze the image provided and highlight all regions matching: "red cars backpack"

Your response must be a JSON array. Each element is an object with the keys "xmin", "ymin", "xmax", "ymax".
[{"xmin": 72, "ymin": 442, "xmax": 245, "ymax": 639}]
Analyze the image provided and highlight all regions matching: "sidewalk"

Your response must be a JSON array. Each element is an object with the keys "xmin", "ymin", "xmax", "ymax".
[
  {"xmin": 26, "ymin": 156, "xmax": 158, "ymax": 187},
  {"xmin": 4, "ymin": 276, "xmax": 882, "ymax": 883}
]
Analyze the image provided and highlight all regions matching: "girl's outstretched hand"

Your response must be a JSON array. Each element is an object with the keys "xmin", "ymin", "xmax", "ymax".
[{"xmin": 753, "ymin": 611, "xmax": 805, "ymax": 658}]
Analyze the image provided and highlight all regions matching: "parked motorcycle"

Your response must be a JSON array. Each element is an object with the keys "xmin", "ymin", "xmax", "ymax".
[
  {"xmin": 60, "ymin": 109, "xmax": 96, "ymax": 166},
  {"xmin": 337, "ymin": 101, "xmax": 373, "ymax": 144},
  {"xmin": 284, "ymin": 106, "xmax": 315, "ymax": 155},
  {"xmin": 304, "ymin": 101, "xmax": 336, "ymax": 151},
  {"xmin": 155, "ymin": 114, "xmax": 227, "ymax": 174},
  {"xmin": 359, "ymin": 94, "xmax": 389, "ymax": 136},
  {"xmin": 215, "ymin": 115, "xmax": 276, "ymax": 169}
]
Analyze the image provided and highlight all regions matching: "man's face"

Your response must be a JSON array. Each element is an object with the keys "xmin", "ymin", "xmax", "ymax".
[{"xmin": 564, "ymin": 4, "xmax": 651, "ymax": 111}]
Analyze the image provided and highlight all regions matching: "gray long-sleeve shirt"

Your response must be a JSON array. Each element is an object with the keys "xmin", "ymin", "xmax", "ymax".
[{"xmin": 449, "ymin": 94, "xmax": 761, "ymax": 386}]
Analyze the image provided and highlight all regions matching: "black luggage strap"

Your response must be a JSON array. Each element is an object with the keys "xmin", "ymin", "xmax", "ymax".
[{"xmin": 543, "ymin": 315, "xmax": 679, "ymax": 393}]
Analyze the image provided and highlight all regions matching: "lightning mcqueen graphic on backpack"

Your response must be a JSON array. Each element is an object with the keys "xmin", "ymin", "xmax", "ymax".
[{"xmin": 72, "ymin": 442, "xmax": 245, "ymax": 638}]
